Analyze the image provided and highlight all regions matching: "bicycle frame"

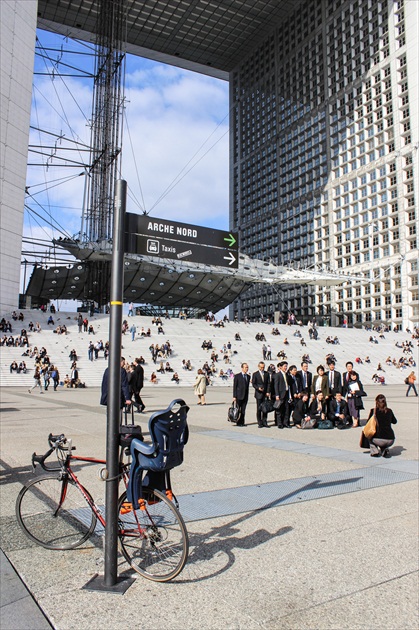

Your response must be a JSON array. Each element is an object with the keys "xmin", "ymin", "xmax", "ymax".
[
  {"xmin": 63, "ymin": 455, "xmax": 108, "ymax": 529},
  {"xmin": 31, "ymin": 434, "xmax": 173, "ymax": 540}
]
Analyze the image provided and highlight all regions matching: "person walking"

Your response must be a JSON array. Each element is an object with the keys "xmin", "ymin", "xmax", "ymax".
[
  {"xmin": 133, "ymin": 358, "xmax": 145, "ymax": 412},
  {"xmin": 128, "ymin": 302, "xmax": 134, "ymax": 317},
  {"xmin": 51, "ymin": 366, "xmax": 60, "ymax": 391},
  {"xmin": 130, "ymin": 323, "xmax": 136, "ymax": 341},
  {"xmin": 232, "ymin": 363, "xmax": 250, "ymax": 426},
  {"xmin": 365, "ymin": 394, "xmax": 397, "ymax": 458},
  {"xmin": 28, "ymin": 367, "xmax": 43, "ymax": 394},
  {"xmin": 42, "ymin": 367, "xmax": 51, "ymax": 391},
  {"xmin": 194, "ymin": 369, "xmax": 207, "ymax": 405},
  {"xmin": 405, "ymin": 371, "xmax": 417, "ymax": 397}
]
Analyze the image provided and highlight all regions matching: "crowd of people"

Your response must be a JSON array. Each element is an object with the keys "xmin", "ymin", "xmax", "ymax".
[{"xmin": 226, "ymin": 359, "xmax": 371, "ymax": 432}]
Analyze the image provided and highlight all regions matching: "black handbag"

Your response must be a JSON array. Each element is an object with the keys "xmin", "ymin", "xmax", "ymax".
[
  {"xmin": 317, "ymin": 419, "xmax": 334, "ymax": 430},
  {"xmin": 273, "ymin": 399, "xmax": 282, "ymax": 410},
  {"xmin": 261, "ymin": 398, "xmax": 274, "ymax": 414},
  {"xmin": 227, "ymin": 402, "xmax": 240, "ymax": 423}
]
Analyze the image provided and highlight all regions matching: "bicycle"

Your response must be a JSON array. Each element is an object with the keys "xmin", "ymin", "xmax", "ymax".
[{"xmin": 16, "ymin": 418, "xmax": 189, "ymax": 582}]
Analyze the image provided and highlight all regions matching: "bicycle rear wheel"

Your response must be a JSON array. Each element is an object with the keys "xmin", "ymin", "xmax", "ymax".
[
  {"xmin": 118, "ymin": 489, "xmax": 188, "ymax": 582},
  {"xmin": 16, "ymin": 475, "xmax": 97, "ymax": 550}
]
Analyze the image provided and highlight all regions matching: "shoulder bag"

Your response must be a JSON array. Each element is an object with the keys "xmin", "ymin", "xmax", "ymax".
[{"xmin": 363, "ymin": 413, "xmax": 377, "ymax": 440}]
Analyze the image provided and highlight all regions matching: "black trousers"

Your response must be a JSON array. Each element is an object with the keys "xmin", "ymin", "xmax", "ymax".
[
  {"xmin": 134, "ymin": 390, "xmax": 144, "ymax": 409},
  {"xmin": 236, "ymin": 399, "xmax": 248, "ymax": 425},
  {"xmin": 335, "ymin": 415, "xmax": 353, "ymax": 429},
  {"xmin": 275, "ymin": 400, "xmax": 291, "ymax": 427},
  {"xmin": 256, "ymin": 398, "xmax": 268, "ymax": 426}
]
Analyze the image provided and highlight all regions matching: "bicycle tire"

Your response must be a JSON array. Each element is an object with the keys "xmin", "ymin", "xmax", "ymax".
[
  {"xmin": 118, "ymin": 489, "xmax": 188, "ymax": 582},
  {"xmin": 16, "ymin": 474, "xmax": 97, "ymax": 550}
]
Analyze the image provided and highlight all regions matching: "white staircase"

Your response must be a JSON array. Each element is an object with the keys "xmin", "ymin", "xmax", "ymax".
[{"xmin": 0, "ymin": 308, "xmax": 416, "ymax": 389}]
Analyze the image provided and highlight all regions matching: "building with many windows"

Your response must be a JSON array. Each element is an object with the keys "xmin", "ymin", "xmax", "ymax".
[
  {"xmin": 230, "ymin": 0, "xmax": 418, "ymax": 328},
  {"xmin": 1, "ymin": 0, "xmax": 418, "ymax": 328}
]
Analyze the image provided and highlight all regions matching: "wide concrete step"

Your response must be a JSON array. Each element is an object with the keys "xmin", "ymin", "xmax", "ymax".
[{"xmin": 0, "ymin": 309, "xmax": 415, "ymax": 390}]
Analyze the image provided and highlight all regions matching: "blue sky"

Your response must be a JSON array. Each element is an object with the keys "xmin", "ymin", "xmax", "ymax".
[{"xmin": 24, "ymin": 30, "xmax": 230, "ymax": 254}]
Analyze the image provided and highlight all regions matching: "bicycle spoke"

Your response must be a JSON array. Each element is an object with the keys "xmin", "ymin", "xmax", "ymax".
[
  {"xmin": 118, "ymin": 490, "xmax": 188, "ymax": 582},
  {"xmin": 16, "ymin": 475, "xmax": 97, "ymax": 550}
]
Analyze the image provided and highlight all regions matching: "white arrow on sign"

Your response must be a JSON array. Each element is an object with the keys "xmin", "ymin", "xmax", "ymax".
[{"xmin": 223, "ymin": 252, "xmax": 236, "ymax": 266}]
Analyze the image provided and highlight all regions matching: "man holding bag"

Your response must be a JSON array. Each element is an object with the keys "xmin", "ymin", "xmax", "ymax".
[{"xmin": 232, "ymin": 363, "xmax": 250, "ymax": 426}]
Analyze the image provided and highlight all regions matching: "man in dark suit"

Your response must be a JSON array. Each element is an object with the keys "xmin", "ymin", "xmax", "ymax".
[
  {"xmin": 327, "ymin": 392, "xmax": 352, "ymax": 429},
  {"xmin": 233, "ymin": 363, "xmax": 250, "ymax": 426},
  {"xmin": 297, "ymin": 361, "xmax": 313, "ymax": 396},
  {"xmin": 326, "ymin": 361, "xmax": 342, "ymax": 413},
  {"xmin": 288, "ymin": 364, "xmax": 304, "ymax": 400},
  {"xmin": 251, "ymin": 361, "xmax": 270, "ymax": 428},
  {"xmin": 273, "ymin": 361, "xmax": 292, "ymax": 428},
  {"xmin": 326, "ymin": 361, "xmax": 342, "ymax": 397},
  {"xmin": 132, "ymin": 358, "xmax": 145, "ymax": 412}
]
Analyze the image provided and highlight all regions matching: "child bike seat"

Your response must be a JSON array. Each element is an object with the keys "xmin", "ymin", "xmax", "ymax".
[{"xmin": 127, "ymin": 399, "xmax": 189, "ymax": 506}]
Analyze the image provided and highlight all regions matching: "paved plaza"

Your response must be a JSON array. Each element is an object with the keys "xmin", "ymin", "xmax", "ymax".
[{"xmin": 0, "ymin": 384, "xmax": 418, "ymax": 629}]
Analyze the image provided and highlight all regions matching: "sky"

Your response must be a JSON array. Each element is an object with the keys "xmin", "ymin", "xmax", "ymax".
[
  {"xmin": 24, "ymin": 29, "xmax": 230, "ymax": 257},
  {"xmin": 23, "ymin": 30, "xmax": 230, "ymax": 313}
]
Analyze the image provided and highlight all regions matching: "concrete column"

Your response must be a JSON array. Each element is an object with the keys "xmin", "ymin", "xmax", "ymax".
[{"xmin": 0, "ymin": 1, "xmax": 37, "ymax": 313}]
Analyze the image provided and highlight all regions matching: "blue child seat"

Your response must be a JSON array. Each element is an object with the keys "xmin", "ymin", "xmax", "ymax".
[{"xmin": 127, "ymin": 399, "xmax": 189, "ymax": 506}]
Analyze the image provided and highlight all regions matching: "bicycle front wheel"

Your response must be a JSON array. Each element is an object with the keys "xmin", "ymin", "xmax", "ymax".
[
  {"xmin": 16, "ymin": 475, "xmax": 97, "ymax": 550},
  {"xmin": 118, "ymin": 489, "xmax": 188, "ymax": 582}
]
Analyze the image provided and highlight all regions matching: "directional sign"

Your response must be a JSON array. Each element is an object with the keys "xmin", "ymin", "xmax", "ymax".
[
  {"xmin": 124, "ymin": 213, "xmax": 238, "ymax": 269},
  {"xmin": 126, "ymin": 233, "xmax": 238, "ymax": 267}
]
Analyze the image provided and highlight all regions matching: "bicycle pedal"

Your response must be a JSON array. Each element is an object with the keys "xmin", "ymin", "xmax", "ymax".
[{"xmin": 166, "ymin": 490, "xmax": 173, "ymax": 501}]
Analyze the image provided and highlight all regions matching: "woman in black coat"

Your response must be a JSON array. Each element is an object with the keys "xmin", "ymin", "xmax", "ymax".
[
  {"xmin": 367, "ymin": 394, "xmax": 397, "ymax": 458},
  {"xmin": 292, "ymin": 392, "xmax": 310, "ymax": 428},
  {"xmin": 309, "ymin": 391, "xmax": 327, "ymax": 427}
]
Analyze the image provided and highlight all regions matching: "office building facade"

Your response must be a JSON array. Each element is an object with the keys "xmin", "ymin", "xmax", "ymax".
[
  {"xmin": 1, "ymin": 1, "xmax": 417, "ymax": 329},
  {"xmin": 230, "ymin": 0, "xmax": 418, "ymax": 329}
]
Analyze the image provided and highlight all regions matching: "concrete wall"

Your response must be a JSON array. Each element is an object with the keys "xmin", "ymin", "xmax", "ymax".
[{"xmin": 0, "ymin": 0, "xmax": 37, "ymax": 314}]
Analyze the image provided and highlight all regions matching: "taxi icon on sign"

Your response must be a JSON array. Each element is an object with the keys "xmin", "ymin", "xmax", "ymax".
[{"xmin": 147, "ymin": 239, "xmax": 159, "ymax": 254}]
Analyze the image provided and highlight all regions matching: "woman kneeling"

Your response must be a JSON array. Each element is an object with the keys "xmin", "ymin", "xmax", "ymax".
[{"xmin": 367, "ymin": 394, "xmax": 397, "ymax": 458}]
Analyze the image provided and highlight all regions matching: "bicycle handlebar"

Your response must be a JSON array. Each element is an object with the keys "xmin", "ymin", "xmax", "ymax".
[
  {"xmin": 31, "ymin": 434, "xmax": 75, "ymax": 472},
  {"xmin": 32, "ymin": 448, "xmax": 61, "ymax": 472}
]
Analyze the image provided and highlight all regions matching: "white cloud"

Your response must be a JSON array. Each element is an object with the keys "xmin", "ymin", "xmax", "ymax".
[{"xmin": 26, "ymin": 33, "xmax": 230, "ymax": 242}]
